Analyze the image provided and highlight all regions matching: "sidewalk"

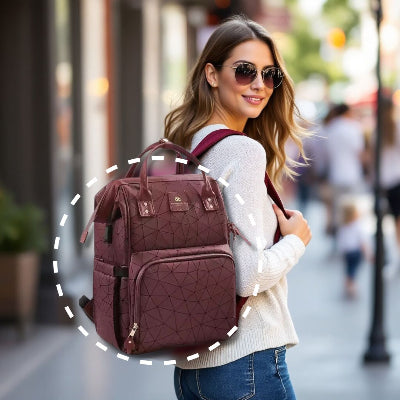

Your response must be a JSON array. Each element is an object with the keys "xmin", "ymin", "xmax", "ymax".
[
  {"xmin": 0, "ymin": 199, "xmax": 399, "ymax": 400},
  {"xmin": 286, "ymin": 199, "xmax": 400, "ymax": 400}
]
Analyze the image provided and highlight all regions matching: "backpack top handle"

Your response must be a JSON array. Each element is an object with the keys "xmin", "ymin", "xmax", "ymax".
[
  {"xmin": 136, "ymin": 141, "xmax": 219, "ymax": 217},
  {"xmin": 125, "ymin": 138, "xmax": 185, "ymax": 178}
]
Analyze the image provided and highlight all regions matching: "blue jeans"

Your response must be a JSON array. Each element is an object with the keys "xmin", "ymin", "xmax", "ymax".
[
  {"xmin": 174, "ymin": 346, "xmax": 296, "ymax": 400},
  {"xmin": 344, "ymin": 249, "xmax": 362, "ymax": 279}
]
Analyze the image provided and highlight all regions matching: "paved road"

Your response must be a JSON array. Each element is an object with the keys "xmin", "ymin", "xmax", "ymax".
[{"xmin": 1, "ymin": 200, "xmax": 399, "ymax": 400}]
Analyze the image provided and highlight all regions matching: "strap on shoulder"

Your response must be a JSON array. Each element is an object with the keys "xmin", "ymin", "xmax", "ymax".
[
  {"xmin": 191, "ymin": 128, "xmax": 288, "ymax": 219},
  {"xmin": 192, "ymin": 128, "xmax": 290, "ymax": 321}
]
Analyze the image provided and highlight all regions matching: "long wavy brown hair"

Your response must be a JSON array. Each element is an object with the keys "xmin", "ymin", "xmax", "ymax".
[{"xmin": 164, "ymin": 15, "xmax": 307, "ymax": 186}]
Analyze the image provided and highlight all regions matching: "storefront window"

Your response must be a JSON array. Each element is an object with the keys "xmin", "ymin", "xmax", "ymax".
[
  {"xmin": 161, "ymin": 4, "xmax": 188, "ymax": 118},
  {"xmin": 54, "ymin": 0, "xmax": 75, "ymax": 276},
  {"xmin": 81, "ymin": 0, "xmax": 109, "ymax": 235}
]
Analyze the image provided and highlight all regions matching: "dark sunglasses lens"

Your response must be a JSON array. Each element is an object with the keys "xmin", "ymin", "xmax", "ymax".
[
  {"xmin": 235, "ymin": 64, "xmax": 257, "ymax": 85},
  {"xmin": 263, "ymin": 68, "xmax": 283, "ymax": 89}
]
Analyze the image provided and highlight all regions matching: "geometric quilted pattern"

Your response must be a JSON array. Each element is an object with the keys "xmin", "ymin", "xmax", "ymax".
[
  {"xmin": 93, "ymin": 259, "xmax": 129, "ymax": 349},
  {"xmin": 94, "ymin": 217, "xmax": 128, "ymax": 266},
  {"xmin": 131, "ymin": 254, "xmax": 236, "ymax": 354},
  {"xmin": 91, "ymin": 172, "xmax": 237, "ymax": 355},
  {"xmin": 124, "ymin": 179, "xmax": 228, "ymax": 252}
]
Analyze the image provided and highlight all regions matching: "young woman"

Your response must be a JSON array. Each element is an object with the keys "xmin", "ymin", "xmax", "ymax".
[{"xmin": 164, "ymin": 15, "xmax": 311, "ymax": 400}]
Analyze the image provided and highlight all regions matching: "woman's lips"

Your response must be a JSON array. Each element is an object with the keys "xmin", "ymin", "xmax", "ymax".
[{"xmin": 242, "ymin": 95, "xmax": 264, "ymax": 105}]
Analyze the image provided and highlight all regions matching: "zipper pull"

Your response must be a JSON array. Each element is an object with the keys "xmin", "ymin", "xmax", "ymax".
[
  {"xmin": 227, "ymin": 222, "xmax": 239, "ymax": 239},
  {"xmin": 227, "ymin": 221, "xmax": 252, "ymax": 247},
  {"xmin": 124, "ymin": 323, "xmax": 138, "ymax": 354}
]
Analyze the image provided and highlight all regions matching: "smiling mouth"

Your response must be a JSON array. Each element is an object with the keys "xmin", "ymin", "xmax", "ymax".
[{"xmin": 243, "ymin": 96, "xmax": 265, "ymax": 105}]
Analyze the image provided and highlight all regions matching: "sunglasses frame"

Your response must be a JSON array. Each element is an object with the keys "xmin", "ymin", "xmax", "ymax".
[{"xmin": 214, "ymin": 62, "xmax": 284, "ymax": 89}]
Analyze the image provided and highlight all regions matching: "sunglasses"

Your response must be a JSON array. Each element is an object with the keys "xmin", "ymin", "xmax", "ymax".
[{"xmin": 216, "ymin": 62, "xmax": 284, "ymax": 89}]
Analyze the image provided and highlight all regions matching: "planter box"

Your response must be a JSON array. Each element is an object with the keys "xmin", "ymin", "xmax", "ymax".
[{"xmin": 0, "ymin": 252, "xmax": 40, "ymax": 332}]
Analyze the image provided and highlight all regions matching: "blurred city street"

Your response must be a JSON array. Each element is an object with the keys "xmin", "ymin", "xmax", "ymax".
[
  {"xmin": 2, "ymin": 1, "xmax": 400, "ymax": 399},
  {"xmin": 1, "ymin": 198, "xmax": 399, "ymax": 400}
]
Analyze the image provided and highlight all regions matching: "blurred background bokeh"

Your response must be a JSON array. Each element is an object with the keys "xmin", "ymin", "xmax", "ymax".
[{"xmin": 1, "ymin": 0, "xmax": 400, "ymax": 399}]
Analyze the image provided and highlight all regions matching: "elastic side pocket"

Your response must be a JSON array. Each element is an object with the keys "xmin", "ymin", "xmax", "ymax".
[{"xmin": 93, "ymin": 259, "xmax": 129, "ymax": 350}]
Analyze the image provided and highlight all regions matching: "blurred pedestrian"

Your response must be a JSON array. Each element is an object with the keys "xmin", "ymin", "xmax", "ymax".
[
  {"xmin": 381, "ymin": 97, "xmax": 400, "ymax": 276},
  {"xmin": 282, "ymin": 100, "xmax": 318, "ymax": 212},
  {"xmin": 337, "ymin": 200, "xmax": 370, "ymax": 298},
  {"xmin": 325, "ymin": 103, "xmax": 367, "ymax": 238},
  {"xmin": 306, "ymin": 105, "xmax": 341, "ymax": 233},
  {"xmin": 290, "ymin": 101, "xmax": 318, "ymax": 213},
  {"xmin": 291, "ymin": 136, "xmax": 314, "ymax": 213},
  {"xmin": 165, "ymin": 15, "xmax": 311, "ymax": 400}
]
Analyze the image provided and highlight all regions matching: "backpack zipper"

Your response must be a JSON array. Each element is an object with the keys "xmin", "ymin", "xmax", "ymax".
[{"xmin": 124, "ymin": 322, "xmax": 138, "ymax": 354}]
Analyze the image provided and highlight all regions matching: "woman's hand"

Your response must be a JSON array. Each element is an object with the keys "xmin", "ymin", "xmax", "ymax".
[{"xmin": 272, "ymin": 204, "xmax": 312, "ymax": 246}]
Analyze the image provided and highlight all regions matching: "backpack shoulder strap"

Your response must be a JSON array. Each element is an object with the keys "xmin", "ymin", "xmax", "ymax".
[
  {"xmin": 192, "ymin": 128, "xmax": 290, "ymax": 322},
  {"xmin": 191, "ymin": 128, "xmax": 288, "ymax": 219}
]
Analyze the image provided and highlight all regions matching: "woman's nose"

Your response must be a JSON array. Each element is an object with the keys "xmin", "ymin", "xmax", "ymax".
[{"xmin": 250, "ymin": 71, "xmax": 264, "ymax": 89}]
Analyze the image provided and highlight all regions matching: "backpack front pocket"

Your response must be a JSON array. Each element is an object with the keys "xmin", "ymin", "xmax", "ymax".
[{"xmin": 125, "ymin": 250, "xmax": 236, "ymax": 354}]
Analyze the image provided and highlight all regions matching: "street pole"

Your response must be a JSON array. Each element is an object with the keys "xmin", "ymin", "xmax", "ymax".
[{"xmin": 363, "ymin": 0, "xmax": 390, "ymax": 364}]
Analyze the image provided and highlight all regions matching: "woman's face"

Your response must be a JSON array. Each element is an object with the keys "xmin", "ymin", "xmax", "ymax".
[{"xmin": 207, "ymin": 39, "xmax": 276, "ymax": 131}]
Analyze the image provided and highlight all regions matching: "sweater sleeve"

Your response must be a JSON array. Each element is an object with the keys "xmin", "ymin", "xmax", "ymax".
[{"xmin": 213, "ymin": 136, "xmax": 305, "ymax": 297}]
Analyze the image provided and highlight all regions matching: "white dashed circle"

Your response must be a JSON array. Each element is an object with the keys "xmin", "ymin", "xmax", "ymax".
[{"xmin": 54, "ymin": 153, "xmax": 264, "ymax": 365}]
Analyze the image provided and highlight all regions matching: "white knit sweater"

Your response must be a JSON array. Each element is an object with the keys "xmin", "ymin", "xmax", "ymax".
[{"xmin": 174, "ymin": 124, "xmax": 306, "ymax": 369}]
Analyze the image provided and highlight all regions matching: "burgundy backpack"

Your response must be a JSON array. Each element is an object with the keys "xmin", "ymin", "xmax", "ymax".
[{"xmin": 79, "ymin": 129, "xmax": 287, "ymax": 355}]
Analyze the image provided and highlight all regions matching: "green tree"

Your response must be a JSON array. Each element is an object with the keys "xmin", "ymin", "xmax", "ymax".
[
  {"xmin": 322, "ymin": 0, "xmax": 360, "ymax": 39},
  {"xmin": 282, "ymin": 0, "xmax": 360, "ymax": 84}
]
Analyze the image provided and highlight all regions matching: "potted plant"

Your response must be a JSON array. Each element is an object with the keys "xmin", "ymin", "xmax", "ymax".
[{"xmin": 0, "ymin": 188, "xmax": 48, "ymax": 336}]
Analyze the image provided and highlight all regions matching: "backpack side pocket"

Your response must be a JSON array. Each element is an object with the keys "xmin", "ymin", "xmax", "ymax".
[{"xmin": 93, "ymin": 259, "xmax": 129, "ymax": 350}]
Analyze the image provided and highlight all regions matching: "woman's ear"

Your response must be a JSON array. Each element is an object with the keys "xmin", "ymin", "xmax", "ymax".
[{"xmin": 205, "ymin": 63, "xmax": 218, "ymax": 88}]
